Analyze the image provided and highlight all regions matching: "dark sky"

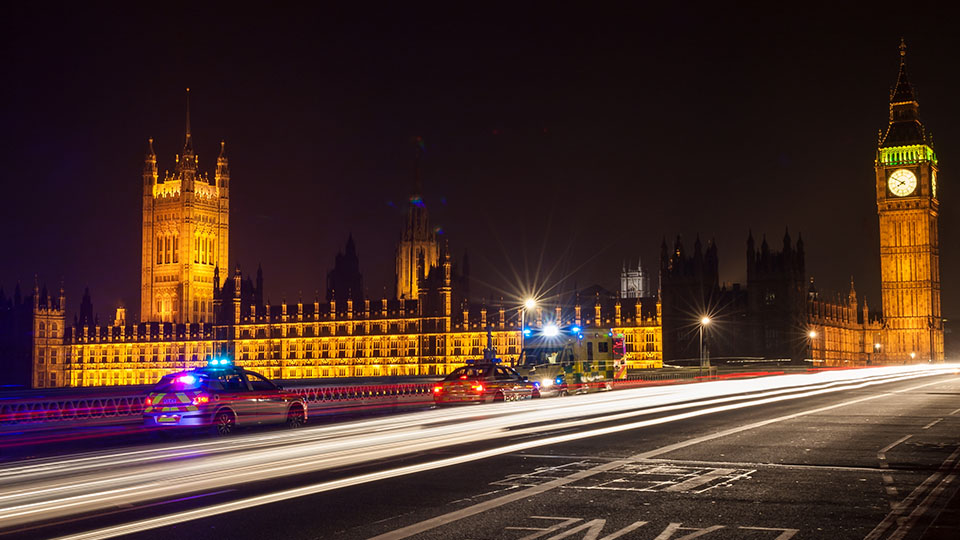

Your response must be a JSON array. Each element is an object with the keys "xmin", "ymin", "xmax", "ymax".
[{"xmin": 2, "ymin": 3, "xmax": 959, "ymax": 322}]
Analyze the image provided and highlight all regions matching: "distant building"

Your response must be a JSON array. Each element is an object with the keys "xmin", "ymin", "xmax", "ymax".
[
  {"xmin": 140, "ymin": 89, "xmax": 230, "ymax": 324},
  {"xmin": 395, "ymin": 142, "xmax": 439, "ymax": 300},
  {"xmin": 620, "ymin": 257, "xmax": 650, "ymax": 299},
  {"xmin": 659, "ymin": 233, "xmax": 881, "ymax": 366}
]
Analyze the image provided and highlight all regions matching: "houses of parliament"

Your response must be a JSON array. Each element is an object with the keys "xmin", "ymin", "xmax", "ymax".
[{"xmin": 0, "ymin": 43, "xmax": 944, "ymax": 388}]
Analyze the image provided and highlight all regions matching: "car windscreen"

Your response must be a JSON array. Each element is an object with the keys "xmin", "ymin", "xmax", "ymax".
[{"xmin": 442, "ymin": 366, "xmax": 491, "ymax": 381}]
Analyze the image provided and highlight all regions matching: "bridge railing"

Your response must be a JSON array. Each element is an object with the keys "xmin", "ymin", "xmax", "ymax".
[{"xmin": 0, "ymin": 381, "xmax": 435, "ymax": 427}]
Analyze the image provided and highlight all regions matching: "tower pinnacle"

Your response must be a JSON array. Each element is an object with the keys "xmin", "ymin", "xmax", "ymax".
[{"xmin": 183, "ymin": 88, "xmax": 194, "ymax": 154}]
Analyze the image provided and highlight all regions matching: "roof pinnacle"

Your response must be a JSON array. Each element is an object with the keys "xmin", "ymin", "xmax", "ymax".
[{"xmin": 185, "ymin": 87, "xmax": 191, "ymax": 139}]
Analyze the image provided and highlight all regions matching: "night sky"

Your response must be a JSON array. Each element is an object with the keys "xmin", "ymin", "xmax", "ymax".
[{"xmin": 2, "ymin": 4, "xmax": 960, "ymax": 325}]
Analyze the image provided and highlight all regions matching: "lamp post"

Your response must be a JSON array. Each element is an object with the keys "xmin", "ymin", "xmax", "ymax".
[
  {"xmin": 808, "ymin": 330, "xmax": 817, "ymax": 365},
  {"xmin": 873, "ymin": 343, "xmax": 881, "ymax": 365},
  {"xmin": 520, "ymin": 298, "xmax": 536, "ymax": 362},
  {"xmin": 698, "ymin": 316, "xmax": 711, "ymax": 377}
]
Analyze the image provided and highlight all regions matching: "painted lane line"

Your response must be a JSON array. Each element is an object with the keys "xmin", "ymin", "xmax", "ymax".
[
  {"xmin": 663, "ymin": 469, "xmax": 737, "ymax": 492},
  {"xmin": 50, "ymin": 374, "xmax": 947, "ymax": 540},
  {"xmin": 922, "ymin": 418, "xmax": 943, "ymax": 429},
  {"xmin": 879, "ymin": 434, "xmax": 912, "ymax": 455},
  {"xmin": 950, "ymin": 407, "xmax": 960, "ymax": 416},
  {"xmin": 889, "ymin": 469, "xmax": 958, "ymax": 540},
  {"xmin": 863, "ymin": 443, "xmax": 960, "ymax": 540}
]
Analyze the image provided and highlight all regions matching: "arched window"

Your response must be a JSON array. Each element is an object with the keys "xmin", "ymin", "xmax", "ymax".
[
  {"xmin": 38, "ymin": 322, "xmax": 45, "ymax": 338},
  {"xmin": 173, "ymin": 236, "xmax": 179, "ymax": 263}
]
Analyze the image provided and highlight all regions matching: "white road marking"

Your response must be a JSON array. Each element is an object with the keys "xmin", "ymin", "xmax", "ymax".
[
  {"xmin": 887, "ymin": 449, "xmax": 960, "ymax": 540},
  {"xmin": 652, "ymin": 523, "xmax": 725, "ymax": 539},
  {"xmin": 922, "ymin": 418, "xmax": 943, "ymax": 429},
  {"xmin": 505, "ymin": 516, "xmax": 581, "ymax": 540},
  {"xmin": 879, "ymin": 434, "xmax": 912, "ymax": 455},
  {"xmin": 663, "ymin": 468, "xmax": 737, "ymax": 492},
  {"xmin": 949, "ymin": 407, "xmax": 960, "ymax": 416},
  {"xmin": 540, "ymin": 518, "xmax": 648, "ymax": 540},
  {"xmin": 864, "ymin": 443, "xmax": 960, "ymax": 540},
  {"xmin": 738, "ymin": 525, "xmax": 799, "ymax": 539}
]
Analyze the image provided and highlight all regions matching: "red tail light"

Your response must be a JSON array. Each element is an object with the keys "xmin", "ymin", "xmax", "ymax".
[
  {"xmin": 433, "ymin": 386, "xmax": 443, "ymax": 393},
  {"xmin": 192, "ymin": 394, "xmax": 210, "ymax": 406},
  {"xmin": 474, "ymin": 384, "xmax": 484, "ymax": 392},
  {"xmin": 144, "ymin": 396, "xmax": 153, "ymax": 406}
]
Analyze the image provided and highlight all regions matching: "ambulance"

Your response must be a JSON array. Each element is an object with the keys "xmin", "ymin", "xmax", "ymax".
[{"xmin": 513, "ymin": 325, "xmax": 627, "ymax": 396}]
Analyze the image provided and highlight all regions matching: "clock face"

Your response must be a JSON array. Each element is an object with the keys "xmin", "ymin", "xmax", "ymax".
[
  {"xmin": 888, "ymin": 169, "xmax": 917, "ymax": 197},
  {"xmin": 932, "ymin": 170, "xmax": 938, "ymax": 198}
]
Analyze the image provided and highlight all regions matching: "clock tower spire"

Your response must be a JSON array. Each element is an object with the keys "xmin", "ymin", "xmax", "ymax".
[{"xmin": 875, "ymin": 39, "xmax": 943, "ymax": 363}]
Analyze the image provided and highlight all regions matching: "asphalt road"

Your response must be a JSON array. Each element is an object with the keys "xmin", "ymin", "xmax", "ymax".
[{"xmin": 2, "ymin": 366, "xmax": 958, "ymax": 540}]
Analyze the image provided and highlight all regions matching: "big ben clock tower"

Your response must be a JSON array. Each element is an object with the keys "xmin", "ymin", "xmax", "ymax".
[{"xmin": 876, "ymin": 40, "xmax": 944, "ymax": 363}]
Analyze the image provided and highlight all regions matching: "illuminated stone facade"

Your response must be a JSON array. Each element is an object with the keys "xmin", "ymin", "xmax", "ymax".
[
  {"xmin": 141, "ymin": 90, "xmax": 230, "ymax": 324},
  {"xmin": 30, "ymin": 271, "xmax": 660, "ymax": 388},
  {"xmin": 874, "ymin": 41, "xmax": 944, "ymax": 363}
]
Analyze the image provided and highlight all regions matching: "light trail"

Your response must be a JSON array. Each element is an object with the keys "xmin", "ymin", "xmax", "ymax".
[{"xmin": 0, "ymin": 365, "xmax": 952, "ymax": 538}]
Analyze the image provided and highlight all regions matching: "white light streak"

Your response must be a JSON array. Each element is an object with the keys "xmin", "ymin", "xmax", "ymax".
[{"xmin": 0, "ymin": 365, "xmax": 950, "ymax": 538}]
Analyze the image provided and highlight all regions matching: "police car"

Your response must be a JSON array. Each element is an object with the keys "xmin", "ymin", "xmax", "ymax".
[{"xmin": 143, "ymin": 359, "xmax": 307, "ymax": 435}]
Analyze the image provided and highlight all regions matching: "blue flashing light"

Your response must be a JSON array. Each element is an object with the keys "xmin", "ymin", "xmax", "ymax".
[
  {"xmin": 177, "ymin": 374, "xmax": 197, "ymax": 385},
  {"xmin": 554, "ymin": 376, "xmax": 563, "ymax": 385},
  {"xmin": 522, "ymin": 328, "xmax": 532, "ymax": 337},
  {"xmin": 570, "ymin": 325, "xmax": 581, "ymax": 333},
  {"xmin": 207, "ymin": 358, "xmax": 233, "ymax": 367}
]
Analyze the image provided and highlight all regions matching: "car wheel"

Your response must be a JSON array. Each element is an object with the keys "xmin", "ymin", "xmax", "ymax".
[
  {"xmin": 211, "ymin": 410, "xmax": 235, "ymax": 436},
  {"xmin": 286, "ymin": 405, "xmax": 305, "ymax": 429},
  {"xmin": 493, "ymin": 391, "xmax": 505, "ymax": 403}
]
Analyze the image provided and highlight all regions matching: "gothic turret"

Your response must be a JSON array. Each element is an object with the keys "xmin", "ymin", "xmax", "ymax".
[{"xmin": 881, "ymin": 39, "xmax": 927, "ymax": 148}]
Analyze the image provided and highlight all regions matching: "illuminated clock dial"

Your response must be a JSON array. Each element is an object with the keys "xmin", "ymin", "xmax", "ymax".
[
  {"xmin": 888, "ymin": 169, "xmax": 917, "ymax": 197},
  {"xmin": 932, "ymin": 170, "xmax": 937, "ymax": 198}
]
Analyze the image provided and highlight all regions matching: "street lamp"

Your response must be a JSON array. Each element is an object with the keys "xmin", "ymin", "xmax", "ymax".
[
  {"xmin": 520, "ymin": 298, "xmax": 537, "ymax": 363},
  {"xmin": 699, "ymin": 316, "xmax": 711, "ymax": 377},
  {"xmin": 874, "ymin": 343, "xmax": 881, "ymax": 365},
  {"xmin": 807, "ymin": 330, "xmax": 817, "ymax": 365}
]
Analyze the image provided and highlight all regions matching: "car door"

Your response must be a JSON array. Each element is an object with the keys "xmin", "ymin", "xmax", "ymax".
[
  {"xmin": 494, "ymin": 367, "xmax": 521, "ymax": 400},
  {"xmin": 245, "ymin": 370, "xmax": 286, "ymax": 424},
  {"xmin": 211, "ymin": 370, "xmax": 258, "ymax": 426}
]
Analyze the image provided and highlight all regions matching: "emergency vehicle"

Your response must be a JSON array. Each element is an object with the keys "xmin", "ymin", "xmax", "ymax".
[
  {"xmin": 513, "ymin": 324, "xmax": 627, "ymax": 396},
  {"xmin": 143, "ymin": 359, "xmax": 307, "ymax": 435}
]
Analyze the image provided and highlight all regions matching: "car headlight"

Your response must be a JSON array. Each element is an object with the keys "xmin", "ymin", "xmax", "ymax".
[{"xmin": 540, "ymin": 379, "xmax": 553, "ymax": 388}]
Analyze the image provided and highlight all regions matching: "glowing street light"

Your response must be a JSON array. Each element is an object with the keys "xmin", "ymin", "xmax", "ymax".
[
  {"xmin": 519, "ymin": 298, "xmax": 538, "ymax": 363},
  {"xmin": 808, "ymin": 330, "xmax": 817, "ymax": 339},
  {"xmin": 542, "ymin": 323, "xmax": 559, "ymax": 337},
  {"xmin": 699, "ymin": 316, "xmax": 711, "ymax": 377}
]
